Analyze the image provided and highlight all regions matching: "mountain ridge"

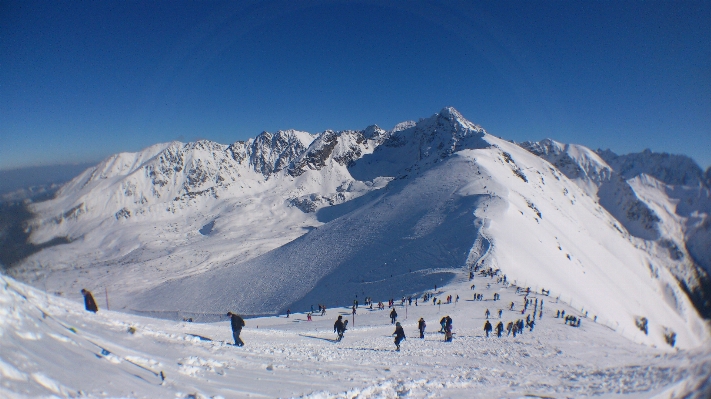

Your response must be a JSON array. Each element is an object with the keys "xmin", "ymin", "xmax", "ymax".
[{"xmin": 5, "ymin": 107, "xmax": 710, "ymax": 349}]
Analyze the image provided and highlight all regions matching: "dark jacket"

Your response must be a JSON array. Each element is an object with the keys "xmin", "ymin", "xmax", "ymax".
[
  {"xmin": 230, "ymin": 314, "xmax": 245, "ymax": 331},
  {"xmin": 393, "ymin": 325, "xmax": 406, "ymax": 340},
  {"xmin": 334, "ymin": 319, "xmax": 345, "ymax": 333},
  {"xmin": 82, "ymin": 290, "xmax": 98, "ymax": 313}
]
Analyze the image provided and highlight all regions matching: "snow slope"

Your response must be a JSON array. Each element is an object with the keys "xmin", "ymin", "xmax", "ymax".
[
  {"xmin": 521, "ymin": 140, "xmax": 711, "ymax": 320},
  {"xmin": 2, "ymin": 274, "xmax": 711, "ymax": 398},
  {"xmin": 7, "ymin": 108, "xmax": 711, "ymax": 353}
]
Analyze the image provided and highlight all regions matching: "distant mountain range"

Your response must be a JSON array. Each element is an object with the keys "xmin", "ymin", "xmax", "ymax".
[{"xmin": 6, "ymin": 107, "xmax": 710, "ymax": 349}]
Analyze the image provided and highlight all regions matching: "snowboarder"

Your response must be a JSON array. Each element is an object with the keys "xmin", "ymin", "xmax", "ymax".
[
  {"xmin": 81, "ymin": 289, "xmax": 98, "ymax": 313},
  {"xmin": 484, "ymin": 320, "xmax": 492, "ymax": 337},
  {"xmin": 393, "ymin": 322, "xmax": 406, "ymax": 351},
  {"xmin": 334, "ymin": 315, "xmax": 346, "ymax": 341},
  {"xmin": 418, "ymin": 317, "xmax": 426, "ymax": 338},
  {"xmin": 227, "ymin": 312, "xmax": 245, "ymax": 346},
  {"xmin": 390, "ymin": 308, "xmax": 398, "ymax": 324}
]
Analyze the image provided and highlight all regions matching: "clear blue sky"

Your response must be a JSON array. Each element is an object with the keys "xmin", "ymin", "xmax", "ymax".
[{"xmin": 2, "ymin": 0, "xmax": 710, "ymax": 171}]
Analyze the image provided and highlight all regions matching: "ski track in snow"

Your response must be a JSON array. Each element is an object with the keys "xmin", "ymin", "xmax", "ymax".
[{"xmin": 1, "ymin": 275, "xmax": 710, "ymax": 399}]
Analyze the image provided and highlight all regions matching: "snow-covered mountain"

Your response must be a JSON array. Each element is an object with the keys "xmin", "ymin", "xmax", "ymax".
[
  {"xmin": 7, "ymin": 108, "xmax": 710, "ymax": 350},
  {"xmin": 520, "ymin": 140, "xmax": 711, "ymax": 320}
]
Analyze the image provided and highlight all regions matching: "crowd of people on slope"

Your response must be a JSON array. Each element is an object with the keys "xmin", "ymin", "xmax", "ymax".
[{"xmin": 78, "ymin": 270, "xmax": 584, "ymax": 351}]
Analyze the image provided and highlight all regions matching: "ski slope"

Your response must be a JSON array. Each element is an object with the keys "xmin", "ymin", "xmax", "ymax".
[{"xmin": 2, "ymin": 275, "xmax": 710, "ymax": 398}]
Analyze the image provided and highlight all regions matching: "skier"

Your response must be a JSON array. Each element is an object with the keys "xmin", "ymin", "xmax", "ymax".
[
  {"xmin": 496, "ymin": 321, "xmax": 504, "ymax": 337},
  {"xmin": 80, "ymin": 289, "xmax": 98, "ymax": 313},
  {"xmin": 418, "ymin": 317, "xmax": 426, "ymax": 338},
  {"xmin": 226, "ymin": 312, "xmax": 245, "ymax": 346},
  {"xmin": 390, "ymin": 308, "xmax": 398, "ymax": 324},
  {"xmin": 484, "ymin": 320, "xmax": 493, "ymax": 337},
  {"xmin": 393, "ymin": 322, "xmax": 406, "ymax": 351},
  {"xmin": 334, "ymin": 315, "xmax": 346, "ymax": 341}
]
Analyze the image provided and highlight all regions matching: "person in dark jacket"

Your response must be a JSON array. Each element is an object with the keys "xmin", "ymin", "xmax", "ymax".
[
  {"xmin": 81, "ymin": 289, "xmax": 98, "ymax": 313},
  {"xmin": 418, "ymin": 318, "xmax": 426, "ymax": 339},
  {"xmin": 393, "ymin": 322, "xmax": 406, "ymax": 351},
  {"xmin": 484, "ymin": 320, "xmax": 493, "ymax": 337},
  {"xmin": 390, "ymin": 308, "xmax": 398, "ymax": 324},
  {"xmin": 227, "ymin": 312, "xmax": 245, "ymax": 346},
  {"xmin": 334, "ymin": 315, "xmax": 346, "ymax": 341},
  {"xmin": 496, "ymin": 321, "xmax": 504, "ymax": 337}
]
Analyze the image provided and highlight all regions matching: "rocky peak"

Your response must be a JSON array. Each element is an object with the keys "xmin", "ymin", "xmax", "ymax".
[
  {"xmin": 287, "ymin": 130, "xmax": 341, "ymax": 177},
  {"xmin": 597, "ymin": 148, "xmax": 706, "ymax": 187},
  {"xmin": 249, "ymin": 130, "xmax": 311, "ymax": 176},
  {"xmin": 382, "ymin": 107, "xmax": 487, "ymax": 158},
  {"xmin": 363, "ymin": 124, "xmax": 389, "ymax": 144},
  {"xmin": 520, "ymin": 139, "xmax": 613, "ymax": 186}
]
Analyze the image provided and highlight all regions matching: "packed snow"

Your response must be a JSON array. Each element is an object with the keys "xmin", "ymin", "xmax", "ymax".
[{"xmin": 2, "ymin": 274, "xmax": 710, "ymax": 398}]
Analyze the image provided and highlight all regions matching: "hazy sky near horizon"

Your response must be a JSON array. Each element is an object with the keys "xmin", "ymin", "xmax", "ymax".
[{"xmin": 2, "ymin": 1, "xmax": 710, "ymax": 171}]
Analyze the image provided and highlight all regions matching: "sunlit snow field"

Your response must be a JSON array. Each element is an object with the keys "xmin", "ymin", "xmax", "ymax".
[{"xmin": 2, "ymin": 274, "xmax": 709, "ymax": 399}]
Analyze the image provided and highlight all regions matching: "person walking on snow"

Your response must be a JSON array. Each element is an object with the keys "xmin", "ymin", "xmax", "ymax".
[
  {"xmin": 444, "ymin": 317, "xmax": 453, "ymax": 342},
  {"xmin": 227, "ymin": 312, "xmax": 245, "ymax": 346},
  {"xmin": 484, "ymin": 320, "xmax": 493, "ymax": 337},
  {"xmin": 390, "ymin": 308, "xmax": 398, "ymax": 324},
  {"xmin": 393, "ymin": 322, "xmax": 406, "ymax": 351},
  {"xmin": 496, "ymin": 321, "xmax": 504, "ymax": 337},
  {"xmin": 485, "ymin": 309, "xmax": 490, "ymax": 319},
  {"xmin": 334, "ymin": 315, "xmax": 346, "ymax": 341},
  {"xmin": 81, "ymin": 289, "xmax": 98, "ymax": 313},
  {"xmin": 418, "ymin": 318, "xmax": 426, "ymax": 339}
]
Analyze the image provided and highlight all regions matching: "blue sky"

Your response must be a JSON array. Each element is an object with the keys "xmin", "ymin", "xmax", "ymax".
[{"xmin": 2, "ymin": 1, "xmax": 710, "ymax": 171}]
